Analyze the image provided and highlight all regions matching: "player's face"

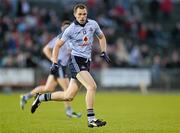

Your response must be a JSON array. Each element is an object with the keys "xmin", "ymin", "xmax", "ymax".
[{"xmin": 74, "ymin": 8, "xmax": 87, "ymax": 24}]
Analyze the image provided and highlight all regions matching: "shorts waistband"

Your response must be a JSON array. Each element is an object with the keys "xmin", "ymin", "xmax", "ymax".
[{"xmin": 71, "ymin": 55, "xmax": 91, "ymax": 62}]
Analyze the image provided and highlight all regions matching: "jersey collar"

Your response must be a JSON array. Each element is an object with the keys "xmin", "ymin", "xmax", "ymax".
[{"xmin": 74, "ymin": 19, "xmax": 88, "ymax": 27}]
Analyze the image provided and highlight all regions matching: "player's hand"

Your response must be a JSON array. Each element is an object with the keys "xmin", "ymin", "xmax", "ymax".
[
  {"xmin": 50, "ymin": 63, "xmax": 59, "ymax": 75},
  {"xmin": 100, "ymin": 51, "xmax": 111, "ymax": 64}
]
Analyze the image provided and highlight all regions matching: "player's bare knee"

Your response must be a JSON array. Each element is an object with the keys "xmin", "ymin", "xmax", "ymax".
[
  {"xmin": 64, "ymin": 96, "xmax": 73, "ymax": 101},
  {"xmin": 87, "ymin": 84, "xmax": 97, "ymax": 92},
  {"xmin": 64, "ymin": 93, "xmax": 74, "ymax": 101}
]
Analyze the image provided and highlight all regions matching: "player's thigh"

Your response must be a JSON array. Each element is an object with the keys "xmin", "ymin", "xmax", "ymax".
[
  {"xmin": 57, "ymin": 78, "xmax": 69, "ymax": 91},
  {"xmin": 76, "ymin": 71, "xmax": 97, "ymax": 90},
  {"xmin": 64, "ymin": 78, "xmax": 81, "ymax": 98},
  {"xmin": 45, "ymin": 75, "xmax": 57, "ymax": 91}
]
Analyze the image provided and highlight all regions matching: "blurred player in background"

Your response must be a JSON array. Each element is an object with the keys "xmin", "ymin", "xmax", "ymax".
[
  {"xmin": 20, "ymin": 20, "xmax": 81, "ymax": 118},
  {"xmin": 31, "ymin": 4, "xmax": 110, "ymax": 128}
]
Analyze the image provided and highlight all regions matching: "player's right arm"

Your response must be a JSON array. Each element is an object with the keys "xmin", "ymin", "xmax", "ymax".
[
  {"xmin": 50, "ymin": 39, "xmax": 64, "ymax": 75},
  {"xmin": 52, "ymin": 26, "xmax": 71, "ymax": 63},
  {"xmin": 52, "ymin": 39, "xmax": 65, "ymax": 63},
  {"xmin": 43, "ymin": 45, "xmax": 52, "ymax": 61},
  {"xmin": 51, "ymin": 25, "xmax": 71, "ymax": 75}
]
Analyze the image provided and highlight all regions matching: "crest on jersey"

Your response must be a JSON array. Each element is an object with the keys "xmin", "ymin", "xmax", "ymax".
[{"xmin": 83, "ymin": 29, "xmax": 86, "ymax": 34}]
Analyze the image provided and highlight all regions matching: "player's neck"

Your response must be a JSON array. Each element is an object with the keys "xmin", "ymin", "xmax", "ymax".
[{"xmin": 74, "ymin": 19, "xmax": 88, "ymax": 27}]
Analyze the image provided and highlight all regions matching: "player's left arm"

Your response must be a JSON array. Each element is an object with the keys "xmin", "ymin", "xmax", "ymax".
[
  {"xmin": 94, "ymin": 20, "xmax": 111, "ymax": 63},
  {"xmin": 97, "ymin": 33, "xmax": 111, "ymax": 63},
  {"xmin": 97, "ymin": 33, "xmax": 107, "ymax": 52}
]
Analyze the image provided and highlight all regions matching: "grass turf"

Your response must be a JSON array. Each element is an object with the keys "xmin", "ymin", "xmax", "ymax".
[{"xmin": 0, "ymin": 92, "xmax": 180, "ymax": 133}]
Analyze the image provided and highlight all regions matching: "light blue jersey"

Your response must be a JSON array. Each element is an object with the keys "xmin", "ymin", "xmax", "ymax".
[
  {"xmin": 60, "ymin": 19, "xmax": 103, "ymax": 59},
  {"xmin": 48, "ymin": 34, "xmax": 71, "ymax": 66}
]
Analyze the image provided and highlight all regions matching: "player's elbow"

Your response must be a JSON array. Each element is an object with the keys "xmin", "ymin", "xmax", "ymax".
[
  {"xmin": 43, "ymin": 45, "xmax": 50, "ymax": 55},
  {"xmin": 98, "ymin": 33, "xmax": 105, "ymax": 40},
  {"xmin": 42, "ymin": 46, "xmax": 47, "ymax": 54},
  {"xmin": 55, "ymin": 39, "xmax": 64, "ymax": 48}
]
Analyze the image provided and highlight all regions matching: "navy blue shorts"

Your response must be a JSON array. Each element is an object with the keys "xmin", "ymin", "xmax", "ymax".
[{"xmin": 69, "ymin": 55, "xmax": 90, "ymax": 79}]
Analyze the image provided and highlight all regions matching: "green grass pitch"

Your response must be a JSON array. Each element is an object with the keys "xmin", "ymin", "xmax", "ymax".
[{"xmin": 0, "ymin": 91, "xmax": 180, "ymax": 133}]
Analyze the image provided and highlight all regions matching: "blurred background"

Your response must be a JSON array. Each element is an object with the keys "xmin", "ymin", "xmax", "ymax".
[{"xmin": 0, "ymin": 0, "xmax": 180, "ymax": 93}]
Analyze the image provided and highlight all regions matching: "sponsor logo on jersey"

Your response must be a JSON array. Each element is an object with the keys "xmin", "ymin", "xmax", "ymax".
[
  {"xmin": 84, "ymin": 36, "xmax": 88, "ymax": 42},
  {"xmin": 79, "ymin": 36, "xmax": 89, "ymax": 46}
]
